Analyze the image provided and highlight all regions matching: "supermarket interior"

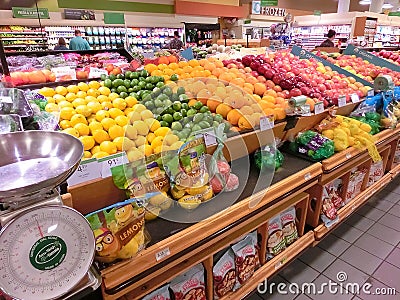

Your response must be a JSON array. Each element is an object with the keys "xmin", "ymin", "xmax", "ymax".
[{"xmin": 2, "ymin": 0, "xmax": 400, "ymax": 300}]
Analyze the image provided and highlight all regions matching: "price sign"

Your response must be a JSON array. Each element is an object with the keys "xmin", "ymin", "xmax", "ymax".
[
  {"xmin": 67, "ymin": 158, "xmax": 101, "ymax": 186},
  {"xmin": 260, "ymin": 115, "xmax": 274, "ymax": 131},
  {"xmin": 51, "ymin": 66, "xmax": 76, "ymax": 82},
  {"xmin": 314, "ymin": 102, "xmax": 324, "ymax": 115},
  {"xmin": 367, "ymin": 89, "xmax": 374, "ymax": 97},
  {"xmin": 0, "ymin": 96, "xmax": 12, "ymax": 104},
  {"xmin": 88, "ymin": 67, "xmax": 108, "ymax": 79},
  {"xmin": 203, "ymin": 129, "xmax": 217, "ymax": 147},
  {"xmin": 155, "ymin": 247, "xmax": 171, "ymax": 261},
  {"xmin": 99, "ymin": 152, "xmax": 129, "ymax": 178},
  {"xmin": 351, "ymin": 93, "xmax": 360, "ymax": 103},
  {"xmin": 338, "ymin": 95, "xmax": 347, "ymax": 107}
]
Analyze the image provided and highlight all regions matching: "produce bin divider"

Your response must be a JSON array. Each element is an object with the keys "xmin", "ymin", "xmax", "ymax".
[
  {"xmin": 0, "ymin": 38, "xmax": 10, "ymax": 76},
  {"xmin": 385, "ymin": 139, "xmax": 400, "ymax": 172}
]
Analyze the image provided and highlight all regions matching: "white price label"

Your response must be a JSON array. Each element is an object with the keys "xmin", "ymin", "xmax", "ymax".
[
  {"xmin": 0, "ymin": 96, "xmax": 12, "ymax": 104},
  {"xmin": 338, "ymin": 96, "xmax": 346, "ymax": 107},
  {"xmin": 203, "ymin": 130, "xmax": 217, "ymax": 147},
  {"xmin": 99, "ymin": 152, "xmax": 129, "ymax": 178},
  {"xmin": 351, "ymin": 93, "xmax": 360, "ymax": 103},
  {"xmin": 67, "ymin": 158, "xmax": 101, "ymax": 186},
  {"xmin": 346, "ymin": 153, "xmax": 352, "ymax": 159},
  {"xmin": 51, "ymin": 66, "xmax": 76, "ymax": 82},
  {"xmin": 88, "ymin": 67, "xmax": 108, "ymax": 79},
  {"xmin": 367, "ymin": 89, "xmax": 374, "ymax": 97},
  {"xmin": 304, "ymin": 172, "xmax": 311, "ymax": 181},
  {"xmin": 155, "ymin": 247, "xmax": 171, "ymax": 261},
  {"xmin": 260, "ymin": 115, "xmax": 274, "ymax": 131},
  {"xmin": 314, "ymin": 102, "xmax": 324, "ymax": 115}
]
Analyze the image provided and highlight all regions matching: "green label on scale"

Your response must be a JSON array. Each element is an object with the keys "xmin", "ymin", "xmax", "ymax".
[
  {"xmin": 12, "ymin": 7, "xmax": 50, "ymax": 19},
  {"xmin": 261, "ymin": 0, "xmax": 278, "ymax": 6},
  {"xmin": 29, "ymin": 236, "xmax": 67, "ymax": 270}
]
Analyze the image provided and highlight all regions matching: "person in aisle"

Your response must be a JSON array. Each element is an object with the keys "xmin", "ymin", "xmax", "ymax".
[
  {"xmin": 165, "ymin": 31, "xmax": 184, "ymax": 51},
  {"xmin": 69, "ymin": 30, "xmax": 91, "ymax": 51},
  {"xmin": 54, "ymin": 37, "xmax": 69, "ymax": 51},
  {"xmin": 319, "ymin": 29, "xmax": 336, "ymax": 47}
]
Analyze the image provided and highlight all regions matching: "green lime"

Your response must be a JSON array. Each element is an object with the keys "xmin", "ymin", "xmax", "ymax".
[
  {"xmin": 179, "ymin": 94, "xmax": 189, "ymax": 103},
  {"xmin": 139, "ymin": 77, "xmax": 146, "ymax": 82},
  {"xmin": 171, "ymin": 122, "xmax": 183, "ymax": 131},
  {"xmin": 117, "ymin": 85, "xmax": 127, "ymax": 93},
  {"xmin": 182, "ymin": 128, "xmax": 191, "ymax": 137},
  {"xmin": 138, "ymin": 81, "xmax": 146, "ymax": 89},
  {"xmin": 104, "ymin": 79, "xmax": 112, "ymax": 88},
  {"xmin": 194, "ymin": 101, "xmax": 203, "ymax": 110},
  {"xmin": 144, "ymin": 101, "xmax": 155, "ymax": 110},
  {"xmin": 143, "ymin": 94, "xmax": 152, "ymax": 102},
  {"xmin": 181, "ymin": 103, "xmax": 189, "ymax": 110},
  {"xmin": 145, "ymin": 77, "xmax": 152, "ymax": 83},
  {"xmin": 164, "ymin": 99, "xmax": 173, "ymax": 107},
  {"xmin": 181, "ymin": 117, "xmax": 189, "ymax": 125},
  {"xmin": 192, "ymin": 124, "xmax": 202, "ymax": 132},
  {"xmin": 193, "ymin": 113, "xmax": 204, "ymax": 123},
  {"xmin": 152, "ymin": 87, "xmax": 161, "ymax": 97},
  {"xmin": 131, "ymin": 79, "xmax": 139, "ymax": 86},
  {"xmin": 124, "ymin": 79, "xmax": 131, "ymax": 88},
  {"xmin": 204, "ymin": 114, "xmax": 213, "ymax": 125},
  {"xmin": 166, "ymin": 107, "xmax": 175, "ymax": 115},
  {"xmin": 163, "ymin": 86, "xmax": 173, "ymax": 96},
  {"xmin": 214, "ymin": 114, "xmax": 224, "ymax": 123},
  {"xmin": 125, "ymin": 71, "xmax": 132, "ymax": 78},
  {"xmin": 128, "ymin": 88, "xmax": 134, "ymax": 93},
  {"xmin": 199, "ymin": 106, "xmax": 209, "ymax": 113},
  {"xmin": 156, "ymin": 115, "xmax": 163, "ymax": 121},
  {"xmin": 162, "ymin": 114, "xmax": 173, "ymax": 124},
  {"xmin": 173, "ymin": 112, "xmax": 183, "ymax": 121},
  {"xmin": 156, "ymin": 107, "xmax": 165, "ymax": 116},
  {"xmin": 180, "ymin": 109, "xmax": 187, "ymax": 117},
  {"xmin": 160, "ymin": 120, "xmax": 170, "ymax": 128},
  {"xmin": 177, "ymin": 87, "xmax": 186, "ymax": 95},
  {"xmin": 113, "ymin": 79, "xmax": 124, "ymax": 88},
  {"xmin": 171, "ymin": 93, "xmax": 179, "ymax": 102},
  {"xmin": 172, "ymin": 101, "xmax": 181, "ymax": 111},
  {"xmin": 176, "ymin": 132, "xmax": 185, "ymax": 141},
  {"xmin": 145, "ymin": 83, "xmax": 154, "ymax": 90},
  {"xmin": 100, "ymin": 74, "xmax": 107, "ymax": 81},
  {"xmin": 154, "ymin": 99, "xmax": 163, "ymax": 108},
  {"xmin": 130, "ymin": 72, "xmax": 139, "ymax": 79},
  {"xmin": 111, "ymin": 88, "xmax": 117, "ymax": 93},
  {"xmin": 187, "ymin": 109, "xmax": 197, "ymax": 117},
  {"xmin": 120, "ymin": 92, "xmax": 128, "ymax": 99},
  {"xmin": 170, "ymin": 74, "xmax": 179, "ymax": 81},
  {"xmin": 156, "ymin": 82, "xmax": 165, "ymax": 88},
  {"xmin": 140, "ymin": 70, "xmax": 149, "ymax": 78},
  {"xmin": 108, "ymin": 74, "xmax": 116, "ymax": 81},
  {"xmin": 224, "ymin": 122, "xmax": 231, "ymax": 132},
  {"xmin": 130, "ymin": 92, "xmax": 138, "ymax": 99},
  {"xmin": 199, "ymin": 120, "xmax": 209, "ymax": 129},
  {"xmin": 132, "ymin": 86, "xmax": 141, "ymax": 92},
  {"xmin": 116, "ymin": 74, "xmax": 125, "ymax": 80},
  {"xmin": 213, "ymin": 121, "xmax": 220, "ymax": 128},
  {"xmin": 141, "ymin": 92, "xmax": 151, "ymax": 100}
]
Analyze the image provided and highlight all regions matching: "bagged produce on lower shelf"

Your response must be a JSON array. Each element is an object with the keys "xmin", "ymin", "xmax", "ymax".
[
  {"xmin": 267, "ymin": 214, "xmax": 286, "ymax": 260},
  {"xmin": 171, "ymin": 264, "xmax": 206, "ymax": 300},
  {"xmin": 368, "ymin": 160, "xmax": 384, "ymax": 187},
  {"xmin": 346, "ymin": 167, "xmax": 368, "ymax": 202},
  {"xmin": 140, "ymin": 284, "xmax": 171, "ymax": 300},
  {"xmin": 232, "ymin": 235, "xmax": 257, "ymax": 287},
  {"xmin": 213, "ymin": 249, "xmax": 236, "ymax": 298},
  {"xmin": 280, "ymin": 207, "xmax": 299, "ymax": 246},
  {"xmin": 86, "ymin": 198, "xmax": 150, "ymax": 263}
]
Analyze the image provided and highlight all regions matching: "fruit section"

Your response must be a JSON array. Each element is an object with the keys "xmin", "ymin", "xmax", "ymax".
[{"xmin": 0, "ymin": 25, "xmax": 47, "ymax": 51}]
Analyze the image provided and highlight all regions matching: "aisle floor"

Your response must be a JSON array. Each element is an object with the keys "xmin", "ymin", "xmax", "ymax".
[{"xmin": 249, "ymin": 177, "xmax": 400, "ymax": 300}]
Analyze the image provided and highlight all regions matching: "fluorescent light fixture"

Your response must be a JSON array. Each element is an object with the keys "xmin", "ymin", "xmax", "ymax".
[
  {"xmin": 382, "ymin": 3, "xmax": 393, "ymax": 8},
  {"xmin": 359, "ymin": 0, "xmax": 371, "ymax": 4}
]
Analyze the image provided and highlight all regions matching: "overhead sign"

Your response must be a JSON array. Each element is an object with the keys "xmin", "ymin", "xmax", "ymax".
[
  {"xmin": 103, "ymin": 12, "xmax": 125, "ymax": 24},
  {"xmin": 64, "ymin": 9, "xmax": 95, "ymax": 20},
  {"xmin": 252, "ymin": 1, "xmax": 286, "ymax": 16},
  {"xmin": 12, "ymin": 7, "xmax": 49, "ymax": 19}
]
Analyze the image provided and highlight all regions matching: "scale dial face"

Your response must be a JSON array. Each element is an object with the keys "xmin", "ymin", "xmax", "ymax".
[{"xmin": 0, "ymin": 205, "xmax": 95, "ymax": 300}]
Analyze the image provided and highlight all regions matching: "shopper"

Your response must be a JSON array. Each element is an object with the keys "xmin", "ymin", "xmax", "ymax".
[
  {"xmin": 320, "ymin": 29, "xmax": 336, "ymax": 47},
  {"xmin": 166, "ymin": 31, "xmax": 184, "ymax": 50},
  {"xmin": 69, "ymin": 30, "xmax": 90, "ymax": 51},
  {"xmin": 54, "ymin": 37, "xmax": 68, "ymax": 51}
]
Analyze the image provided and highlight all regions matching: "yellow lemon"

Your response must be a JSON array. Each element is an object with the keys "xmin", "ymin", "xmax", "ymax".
[
  {"xmin": 101, "ymin": 118, "xmax": 116, "ymax": 131},
  {"xmin": 46, "ymin": 97, "xmax": 55, "ymax": 103},
  {"xmin": 124, "ymin": 108, "xmax": 134, "ymax": 116},
  {"xmin": 60, "ymin": 107, "xmax": 76, "ymax": 120},
  {"xmin": 87, "ymin": 101, "xmax": 102, "ymax": 113},
  {"xmin": 92, "ymin": 151, "xmax": 109, "ymax": 159},
  {"xmin": 83, "ymin": 151, "xmax": 92, "ymax": 159},
  {"xmin": 65, "ymin": 92, "xmax": 77, "ymax": 102},
  {"xmin": 102, "ymin": 102, "xmax": 113, "ymax": 110},
  {"xmin": 87, "ymin": 88, "xmax": 100, "ymax": 98},
  {"xmin": 128, "ymin": 111, "xmax": 141, "ymax": 122},
  {"xmin": 45, "ymin": 103, "xmax": 59, "ymax": 113},
  {"xmin": 138, "ymin": 144, "xmax": 153, "ymax": 157},
  {"xmin": 127, "ymin": 149, "xmax": 144, "ymax": 162},
  {"xmin": 108, "ymin": 92, "xmax": 119, "ymax": 101},
  {"xmin": 122, "ymin": 138, "xmax": 136, "ymax": 151},
  {"xmin": 76, "ymin": 91, "xmax": 87, "ymax": 99},
  {"xmin": 125, "ymin": 125, "xmax": 138, "ymax": 140},
  {"xmin": 70, "ymin": 114, "xmax": 88, "ymax": 127},
  {"xmin": 132, "ymin": 120, "xmax": 149, "ymax": 136},
  {"xmin": 98, "ymin": 86, "xmax": 111, "ymax": 96},
  {"xmin": 149, "ymin": 119, "xmax": 161, "ymax": 132},
  {"xmin": 95, "ymin": 110, "xmax": 110, "ymax": 122},
  {"xmin": 77, "ymin": 82, "xmax": 89, "ymax": 92},
  {"xmin": 113, "ymin": 137, "xmax": 131, "ymax": 151},
  {"xmin": 87, "ymin": 116, "xmax": 96, "ymax": 124},
  {"xmin": 140, "ymin": 110, "xmax": 154, "ymax": 121},
  {"xmin": 164, "ymin": 134, "xmax": 179, "ymax": 146},
  {"xmin": 58, "ymin": 100, "xmax": 73, "ymax": 109},
  {"xmin": 75, "ymin": 105, "xmax": 92, "ymax": 118},
  {"xmin": 55, "ymin": 86, "xmax": 68, "ymax": 96},
  {"xmin": 153, "ymin": 145, "xmax": 162, "ymax": 154},
  {"xmin": 151, "ymin": 136, "xmax": 164, "ymax": 149},
  {"xmin": 115, "ymin": 115, "xmax": 128, "ymax": 127},
  {"xmin": 125, "ymin": 96, "xmax": 138, "ymax": 108},
  {"xmin": 72, "ymin": 98, "xmax": 87, "ymax": 108},
  {"xmin": 53, "ymin": 94, "xmax": 66, "ymax": 104},
  {"xmin": 146, "ymin": 132, "xmax": 156, "ymax": 144},
  {"xmin": 132, "ymin": 104, "xmax": 146, "ymax": 113},
  {"xmin": 88, "ymin": 81, "xmax": 101, "ymax": 90},
  {"xmin": 39, "ymin": 87, "xmax": 55, "ymax": 97},
  {"xmin": 89, "ymin": 121, "xmax": 103, "ymax": 133},
  {"xmin": 154, "ymin": 127, "xmax": 171, "ymax": 137},
  {"xmin": 113, "ymin": 98, "xmax": 127, "ymax": 110},
  {"xmin": 93, "ymin": 129, "xmax": 110, "ymax": 144},
  {"xmin": 74, "ymin": 123, "xmax": 90, "ymax": 136},
  {"xmin": 108, "ymin": 125, "xmax": 124, "ymax": 140},
  {"xmin": 100, "ymin": 141, "xmax": 117, "ymax": 155},
  {"xmin": 59, "ymin": 120, "xmax": 71, "ymax": 130},
  {"xmin": 170, "ymin": 141, "xmax": 184, "ymax": 150},
  {"xmin": 79, "ymin": 136, "xmax": 95, "ymax": 151},
  {"xmin": 134, "ymin": 136, "xmax": 147, "ymax": 147},
  {"xmin": 91, "ymin": 145, "xmax": 101, "ymax": 155},
  {"xmin": 85, "ymin": 95, "xmax": 97, "ymax": 103},
  {"xmin": 67, "ymin": 85, "xmax": 79, "ymax": 94},
  {"xmin": 63, "ymin": 128, "xmax": 79, "ymax": 138},
  {"xmin": 109, "ymin": 108, "xmax": 124, "ymax": 119},
  {"xmin": 97, "ymin": 95, "xmax": 109, "ymax": 103}
]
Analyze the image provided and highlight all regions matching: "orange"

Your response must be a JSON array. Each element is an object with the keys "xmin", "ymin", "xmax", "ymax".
[
  {"xmin": 238, "ymin": 116, "xmax": 253, "ymax": 130},
  {"xmin": 145, "ymin": 63, "xmax": 158, "ymax": 73},
  {"xmin": 306, "ymin": 98, "xmax": 315, "ymax": 112},
  {"xmin": 207, "ymin": 98, "xmax": 222, "ymax": 112},
  {"xmin": 188, "ymin": 59, "xmax": 200, "ymax": 67},
  {"xmin": 259, "ymin": 100, "xmax": 275, "ymax": 110},
  {"xmin": 168, "ymin": 55, "xmax": 178, "ymax": 63},
  {"xmin": 158, "ymin": 56, "xmax": 169, "ymax": 65},
  {"xmin": 178, "ymin": 61, "xmax": 188, "ymax": 68},
  {"xmin": 227, "ymin": 109, "xmax": 243, "ymax": 126},
  {"xmin": 274, "ymin": 107, "xmax": 286, "ymax": 120},
  {"xmin": 230, "ymin": 78, "xmax": 245, "ymax": 87},
  {"xmin": 245, "ymin": 76, "xmax": 258, "ymax": 85},
  {"xmin": 254, "ymin": 83, "xmax": 267, "ymax": 96},
  {"xmin": 215, "ymin": 103, "xmax": 232, "ymax": 119},
  {"xmin": 243, "ymin": 83, "xmax": 254, "ymax": 93},
  {"xmin": 168, "ymin": 62, "xmax": 179, "ymax": 70}
]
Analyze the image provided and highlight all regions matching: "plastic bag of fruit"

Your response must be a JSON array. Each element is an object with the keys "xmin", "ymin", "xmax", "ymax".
[
  {"xmin": 254, "ymin": 145, "xmax": 284, "ymax": 171},
  {"xmin": 85, "ymin": 198, "xmax": 150, "ymax": 264},
  {"xmin": 289, "ymin": 130, "xmax": 335, "ymax": 161}
]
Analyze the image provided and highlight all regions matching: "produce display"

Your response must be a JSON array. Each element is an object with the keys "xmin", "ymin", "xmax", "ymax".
[{"xmin": 373, "ymin": 50, "xmax": 400, "ymax": 66}]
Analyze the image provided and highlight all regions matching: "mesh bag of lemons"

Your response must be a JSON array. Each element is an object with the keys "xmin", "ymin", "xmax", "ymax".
[{"xmin": 85, "ymin": 198, "xmax": 150, "ymax": 264}]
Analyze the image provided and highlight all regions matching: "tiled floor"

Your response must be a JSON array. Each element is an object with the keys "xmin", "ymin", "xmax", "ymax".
[{"xmin": 249, "ymin": 177, "xmax": 400, "ymax": 300}]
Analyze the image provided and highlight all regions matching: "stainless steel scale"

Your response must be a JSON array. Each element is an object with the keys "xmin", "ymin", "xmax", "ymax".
[{"xmin": 0, "ymin": 131, "xmax": 101, "ymax": 300}]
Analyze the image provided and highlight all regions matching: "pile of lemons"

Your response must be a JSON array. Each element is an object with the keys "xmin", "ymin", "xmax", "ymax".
[{"xmin": 39, "ymin": 81, "xmax": 183, "ymax": 160}]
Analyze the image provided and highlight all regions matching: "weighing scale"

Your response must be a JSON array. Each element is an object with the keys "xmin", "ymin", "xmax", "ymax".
[{"xmin": 0, "ymin": 131, "xmax": 101, "ymax": 300}]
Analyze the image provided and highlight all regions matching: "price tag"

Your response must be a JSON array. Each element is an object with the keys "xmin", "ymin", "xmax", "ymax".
[
  {"xmin": 203, "ymin": 129, "xmax": 217, "ymax": 147},
  {"xmin": 346, "ymin": 153, "xmax": 352, "ymax": 159},
  {"xmin": 67, "ymin": 158, "xmax": 101, "ymax": 186},
  {"xmin": 51, "ymin": 66, "xmax": 76, "ymax": 82},
  {"xmin": 155, "ymin": 247, "xmax": 171, "ymax": 261},
  {"xmin": 338, "ymin": 96, "xmax": 346, "ymax": 107},
  {"xmin": 0, "ymin": 96, "xmax": 12, "ymax": 104},
  {"xmin": 304, "ymin": 172, "xmax": 311, "ymax": 181},
  {"xmin": 367, "ymin": 89, "xmax": 374, "ymax": 97},
  {"xmin": 351, "ymin": 93, "xmax": 360, "ymax": 103},
  {"xmin": 88, "ymin": 67, "xmax": 108, "ymax": 79},
  {"xmin": 260, "ymin": 115, "xmax": 274, "ymax": 131},
  {"xmin": 314, "ymin": 102, "xmax": 324, "ymax": 115},
  {"xmin": 99, "ymin": 152, "xmax": 129, "ymax": 178}
]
